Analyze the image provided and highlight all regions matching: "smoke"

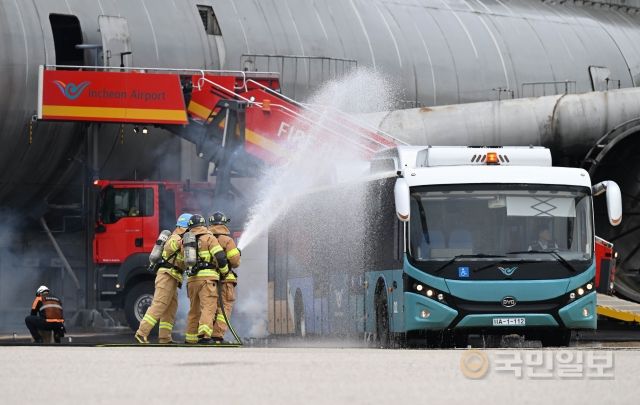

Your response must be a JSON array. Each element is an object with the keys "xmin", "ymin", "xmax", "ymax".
[
  {"xmin": 231, "ymin": 68, "xmax": 398, "ymax": 338},
  {"xmin": 0, "ymin": 209, "xmax": 86, "ymax": 334}
]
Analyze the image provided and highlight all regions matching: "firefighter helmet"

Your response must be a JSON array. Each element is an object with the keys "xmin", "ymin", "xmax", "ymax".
[
  {"xmin": 36, "ymin": 285, "xmax": 49, "ymax": 296},
  {"xmin": 176, "ymin": 213, "xmax": 193, "ymax": 228},
  {"xmin": 187, "ymin": 214, "xmax": 206, "ymax": 229},
  {"xmin": 208, "ymin": 211, "xmax": 230, "ymax": 226}
]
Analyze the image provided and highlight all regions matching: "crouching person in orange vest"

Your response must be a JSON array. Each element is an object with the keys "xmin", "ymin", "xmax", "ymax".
[
  {"xmin": 25, "ymin": 285, "xmax": 65, "ymax": 343},
  {"xmin": 183, "ymin": 214, "xmax": 229, "ymax": 344},
  {"xmin": 208, "ymin": 212, "xmax": 241, "ymax": 343}
]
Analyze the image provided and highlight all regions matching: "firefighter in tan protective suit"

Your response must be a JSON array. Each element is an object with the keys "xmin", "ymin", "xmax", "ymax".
[
  {"xmin": 135, "ymin": 213, "xmax": 192, "ymax": 344},
  {"xmin": 208, "ymin": 211, "xmax": 241, "ymax": 343},
  {"xmin": 183, "ymin": 214, "xmax": 230, "ymax": 344}
]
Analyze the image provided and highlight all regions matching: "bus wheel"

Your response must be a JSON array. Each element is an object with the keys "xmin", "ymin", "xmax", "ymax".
[
  {"xmin": 541, "ymin": 329, "xmax": 572, "ymax": 347},
  {"xmin": 425, "ymin": 330, "xmax": 444, "ymax": 348},
  {"xmin": 294, "ymin": 289, "xmax": 306, "ymax": 337},
  {"xmin": 451, "ymin": 331, "xmax": 469, "ymax": 348},
  {"xmin": 375, "ymin": 290, "xmax": 391, "ymax": 348},
  {"xmin": 124, "ymin": 281, "xmax": 154, "ymax": 332}
]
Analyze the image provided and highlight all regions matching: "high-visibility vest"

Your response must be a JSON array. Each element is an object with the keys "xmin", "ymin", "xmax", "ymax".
[{"xmin": 39, "ymin": 296, "xmax": 64, "ymax": 323}]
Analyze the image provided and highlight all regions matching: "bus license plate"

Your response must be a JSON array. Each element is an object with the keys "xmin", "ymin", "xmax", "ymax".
[{"xmin": 492, "ymin": 317, "xmax": 526, "ymax": 326}]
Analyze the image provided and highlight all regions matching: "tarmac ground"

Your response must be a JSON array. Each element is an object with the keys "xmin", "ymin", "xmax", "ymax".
[
  {"xmin": 0, "ymin": 345, "xmax": 638, "ymax": 405},
  {"xmin": 1, "ymin": 322, "xmax": 639, "ymax": 404}
]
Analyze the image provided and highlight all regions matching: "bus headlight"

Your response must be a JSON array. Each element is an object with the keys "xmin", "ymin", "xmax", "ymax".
[
  {"xmin": 407, "ymin": 276, "xmax": 449, "ymax": 305},
  {"xmin": 567, "ymin": 279, "xmax": 595, "ymax": 301}
]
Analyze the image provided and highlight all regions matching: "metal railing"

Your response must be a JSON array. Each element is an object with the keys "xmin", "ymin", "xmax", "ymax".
[
  {"xmin": 493, "ymin": 87, "xmax": 515, "ymax": 101},
  {"xmin": 397, "ymin": 100, "xmax": 425, "ymax": 109},
  {"xmin": 43, "ymin": 64, "xmax": 280, "ymax": 92},
  {"xmin": 240, "ymin": 54, "xmax": 358, "ymax": 99},
  {"xmin": 195, "ymin": 75, "xmax": 398, "ymax": 153},
  {"xmin": 606, "ymin": 78, "xmax": 622, "ymax": 90},
  {"xmin": 548, "ymin": 0, "xmax": 640, "ymax": 12},
  {"xmin": 521, "ymin": 80, "xmax": 577, "ymax": 97}
]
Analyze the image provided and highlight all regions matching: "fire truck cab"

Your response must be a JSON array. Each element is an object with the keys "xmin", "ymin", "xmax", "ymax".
[{"xmin": 93, "ymin": 179, "xmax": 214, "ymax": 329}]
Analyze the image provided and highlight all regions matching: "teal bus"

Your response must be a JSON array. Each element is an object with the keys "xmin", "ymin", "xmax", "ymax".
[{"xmin": 267, "ymin": 146, "xmax": 622, "ymax": 347}]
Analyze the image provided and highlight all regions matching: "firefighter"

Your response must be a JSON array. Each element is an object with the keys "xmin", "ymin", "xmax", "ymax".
[
  {"xmin": 184, "ymin": 214, "xmax": 229, "ymax": 344},
  {"xmin": 208, "ymin": 211, "xmax": 241, "ymax": 343},
  {"xmin": 25, "ymin": 285, "xmax": 65, "ymax": 343},
  {"xmin": 134, "ymin": 213, "xmax": 193, "ymax": 344}
]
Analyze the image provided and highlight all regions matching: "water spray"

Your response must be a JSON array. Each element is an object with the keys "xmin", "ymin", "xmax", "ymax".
[{"xmin": 237, "ymin": 69, "xmax": 397, "ymax": 251}]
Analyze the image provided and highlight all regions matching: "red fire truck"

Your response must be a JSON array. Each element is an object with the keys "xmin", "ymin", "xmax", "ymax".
[{"xmin": 595, "ymin": 236, "xmax": 617, "ymax": 295}]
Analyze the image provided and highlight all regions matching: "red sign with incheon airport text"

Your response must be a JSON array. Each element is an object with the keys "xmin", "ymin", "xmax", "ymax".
[{"xmin": 38, "ymin": 69, "xmax": 188, "ymax": 124}]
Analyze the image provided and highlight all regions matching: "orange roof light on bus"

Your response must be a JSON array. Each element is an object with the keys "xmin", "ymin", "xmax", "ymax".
[{"xmin": 486, "ymin": 152, "xmax": 499, "ymax": 165}]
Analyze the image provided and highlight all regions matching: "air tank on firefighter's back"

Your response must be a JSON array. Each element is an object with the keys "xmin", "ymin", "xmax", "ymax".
[{"xmin": 0, "ymin": 0, "xmax": 224, "ymax": 213}]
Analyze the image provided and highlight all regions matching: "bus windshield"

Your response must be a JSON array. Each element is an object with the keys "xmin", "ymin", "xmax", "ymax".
[{"xmin": 408, "ymin": 184, "xmax": 593, "ymax": 263}]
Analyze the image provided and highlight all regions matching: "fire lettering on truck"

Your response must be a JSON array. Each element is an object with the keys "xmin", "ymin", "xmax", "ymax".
[{"xmin": 277, "ymin": 122, "xmax": 307, "ymax": 139}]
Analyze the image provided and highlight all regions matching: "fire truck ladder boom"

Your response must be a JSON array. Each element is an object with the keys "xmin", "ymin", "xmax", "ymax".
[
  {"xmin": 196, "ymin": 75, "xmax": 401, "ymax": 157},
  {"xmin": 244, "ymin": 78, "xmax": 407, "ymax": 148}
]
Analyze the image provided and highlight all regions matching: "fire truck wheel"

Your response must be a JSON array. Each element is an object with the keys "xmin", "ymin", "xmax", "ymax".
[{"xmin": 124, "ymin": 281, "xmax": 155, "ymax": 331}]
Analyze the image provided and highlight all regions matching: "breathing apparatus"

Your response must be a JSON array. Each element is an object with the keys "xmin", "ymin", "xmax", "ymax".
[{"xmin": 149, "ymin": 230, "xmax": 172, "ymax": 264}]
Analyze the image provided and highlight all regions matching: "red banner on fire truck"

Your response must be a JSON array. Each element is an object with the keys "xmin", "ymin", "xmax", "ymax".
[{"xmin": 37, "ymin": 67, "xmax": 188, "ymax": 124}]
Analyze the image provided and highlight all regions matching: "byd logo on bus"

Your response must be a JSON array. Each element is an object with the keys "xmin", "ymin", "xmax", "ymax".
[
  {"xmin": 53, "ymin": 80, "xmax": 90, "ymax": 100},
  {"xmin": 501, "ymin": 296, "xmax": 517, "ymax": 308}
]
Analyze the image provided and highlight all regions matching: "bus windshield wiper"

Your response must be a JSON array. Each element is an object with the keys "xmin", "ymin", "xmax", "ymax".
[
  {"xmin": 434, "ymin": 254, "xmax": 505, "ymax": 274},
  {"xmin": 473, "ymin": 258, "xmax": 538, "ymax": 273},
  {"xmin": 506, "ymin": 250, "xmax": 577, "ymax": 273}
]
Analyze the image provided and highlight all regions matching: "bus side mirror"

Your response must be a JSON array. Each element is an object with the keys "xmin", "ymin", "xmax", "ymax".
[
  {"xmin": 394, "ymin": 177, "xmax": 410, "ymax": 222},
  {"xmin": 592, "ymin": 180, "xmax": 622, "ymax": 226}
]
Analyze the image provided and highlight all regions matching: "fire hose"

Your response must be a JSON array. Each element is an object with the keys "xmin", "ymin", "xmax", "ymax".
[{"xmin": 217, "ymin": 281, "xmax": 243, "ymax": 346}]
